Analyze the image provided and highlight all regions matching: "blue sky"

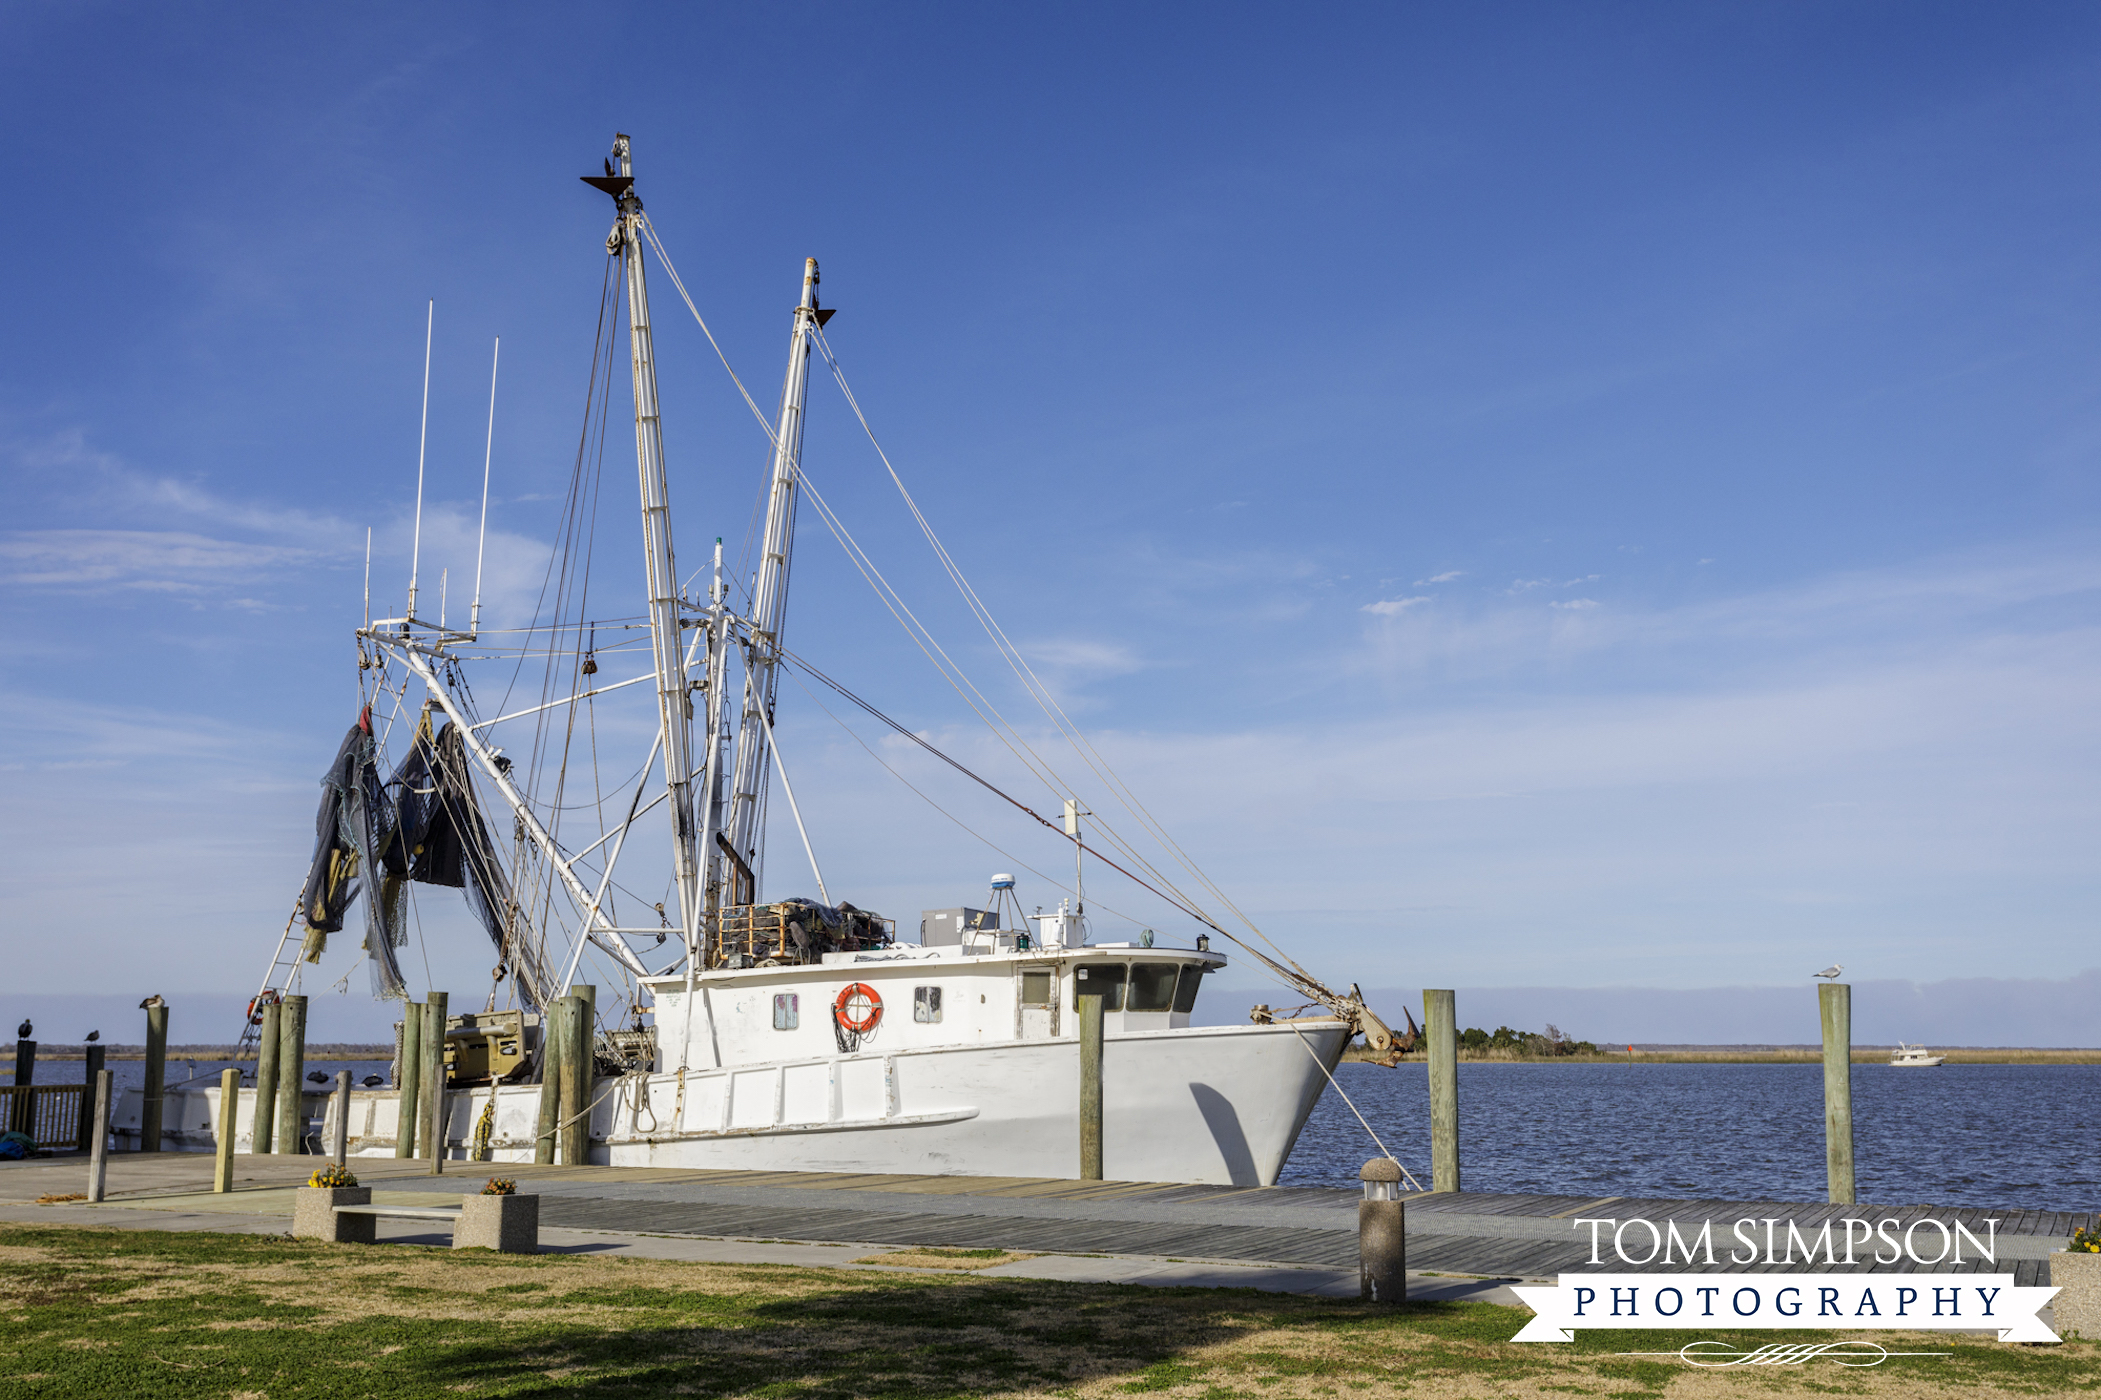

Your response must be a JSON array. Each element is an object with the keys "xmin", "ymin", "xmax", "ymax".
[{"xmin": 3, "ymin": 3, "xmax": 2098, "ymax": 1043}]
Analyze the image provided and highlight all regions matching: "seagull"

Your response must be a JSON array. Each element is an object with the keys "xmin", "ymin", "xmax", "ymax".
[
  {"xmin": 1814, "ymin": 965, "xmax": 1844, "ymax": 980},
  {"xmin": 15, "ymin": 1019, "xmax": 29, "ymax": 1039},
  {"xmin": 84, "ymin": 1030, "xmax": 99, "ymax": 1043},
  {"xmin": 139, "ymin": 994, "xmax": 164, "ymax": 1009}
]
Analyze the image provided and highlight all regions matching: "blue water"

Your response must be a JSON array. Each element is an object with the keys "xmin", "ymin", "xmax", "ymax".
[
  {"xmin": 20, "ymin": 1059, "xmax": 394, "ymax": 1095},
  {"xmin": 1282, "ymin": 1061, "xmax": 2101, "ymax": 1212}
]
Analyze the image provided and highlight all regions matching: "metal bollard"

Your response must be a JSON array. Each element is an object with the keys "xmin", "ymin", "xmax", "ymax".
[{"xmin": 1359, "ymin": 1157, "xmax": 1406, "ymax": 1302}]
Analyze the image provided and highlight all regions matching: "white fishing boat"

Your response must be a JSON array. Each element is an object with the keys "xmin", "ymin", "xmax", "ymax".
[
  {"xmin": 1888, "ymin": 1043, "xmax": 1945, "ymax": 1067},
  {"xmin": 141, "ymin": 134, "xmax": 1406, "ymax": 1185}
]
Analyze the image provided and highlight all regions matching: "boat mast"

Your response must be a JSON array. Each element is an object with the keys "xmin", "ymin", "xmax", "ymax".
[
  {"xmin": 720, "ymin": 258, "xmax": 822, "ymax": 898},
  {"xmin": 593, "ymin": 133, "xmax": 703, "ymax": 961}
]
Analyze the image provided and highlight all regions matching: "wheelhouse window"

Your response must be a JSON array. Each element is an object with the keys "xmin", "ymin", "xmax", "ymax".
[
  {"xmin": 1020, "ymin": 969, "xmax": 1054, "ymax": 1006},
  {"xmin": 1172, "ymin": 964, "xmax": 1206, "ymax": 1014},
  {"xmin": 1127, "ymin": 963, "xmax": 1179, "ymax": 1012},
  {"xmin": 1072, "ymin": 962, "xmax": 1126, "ymax": 1012},
  {"xmin": 913, "ymin": 986, "xmax": 943, "ymax": 1023},
  {"xmin": 773, "ymin": 993, "xmax": 799, "ymax": 1030}
]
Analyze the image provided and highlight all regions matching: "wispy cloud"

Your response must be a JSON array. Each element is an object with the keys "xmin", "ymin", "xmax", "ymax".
[
  {"xmin": 0, "ymin": 431, "xmax": 554, "ymax": 623},
  {"xmin": 1415, "ymin": 570, "xmax": 1464, "ymax": 585},
  {"xmin": 1362, "ymin": 596, "xmax": 1431, "ymax": 616},
  {"xmin": 0, "ymin": 529, "xmax": 325, "ymax": 596}
]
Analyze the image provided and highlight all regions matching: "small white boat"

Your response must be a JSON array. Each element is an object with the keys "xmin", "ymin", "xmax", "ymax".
[{"xmin": 1889, "ymin": 1043, "xmax": 1945, "ymax": 1067}]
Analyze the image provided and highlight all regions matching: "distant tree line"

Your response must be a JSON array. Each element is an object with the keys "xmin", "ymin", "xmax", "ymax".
[{"xmin": 1458, "ymin": 1023, "xmax": 1599, "ymax": 1057}]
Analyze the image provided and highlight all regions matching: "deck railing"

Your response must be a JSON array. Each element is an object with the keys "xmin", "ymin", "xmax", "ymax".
[{"xmin": 0, "ymin": 1084, "xmax": 87, "ymax": 1150}]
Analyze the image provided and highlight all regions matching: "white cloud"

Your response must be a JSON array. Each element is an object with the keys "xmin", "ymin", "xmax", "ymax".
[
  {"xmin": 1415, "ymin": 570, "xmax": 1464, "ymax": 585},
  {"xmin": 1549, "ymin": 597, "xmax": 1599, "ymax": 610},
  {"xmin": 1362, "ymin": 596, "xmax": 1431, "ymax": 616},
  {"xmin": 0, "ymin": 529, "xmax": 326, "ymax": 595}
]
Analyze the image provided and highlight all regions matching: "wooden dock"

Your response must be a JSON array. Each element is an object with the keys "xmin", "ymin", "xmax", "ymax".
[{"xmin": 0, "ymin": 1154, "xmax": 2088, "ymax": 1286}]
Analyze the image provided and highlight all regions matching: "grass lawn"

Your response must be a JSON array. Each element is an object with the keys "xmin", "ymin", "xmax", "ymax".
[{"xmin": 0, "ymin": 1222, "xmax": 2091, "ymax": 1398}]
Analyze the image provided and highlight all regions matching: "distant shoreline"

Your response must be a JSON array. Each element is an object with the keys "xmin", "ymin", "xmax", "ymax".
[
  {"xmin": 1394, "ymin": 1046, "xmax": 2101, "ymax": 1064},
  {"xmin": 12, "ymin": 1043, "xmax": 2098, "ymax": 1064}
]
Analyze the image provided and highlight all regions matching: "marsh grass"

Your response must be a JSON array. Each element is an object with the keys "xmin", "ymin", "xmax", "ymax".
[{"xmin": 0, "ymin": 1222, "xmax": 2092, "ymax": 1398}]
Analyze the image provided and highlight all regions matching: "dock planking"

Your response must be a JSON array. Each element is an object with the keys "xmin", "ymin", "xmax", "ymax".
[{"xmin": 0, "ymin": 1152, "xmax": 2084, "ymax": 1289}]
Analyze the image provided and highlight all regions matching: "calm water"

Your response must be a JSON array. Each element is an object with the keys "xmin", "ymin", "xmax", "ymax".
[
  {"xmin": 1281, "ymin": 1061, "xmax": 2101, "ymax": 1211},
  {"xmin": 21, "ymin": 1055, "xmax": 2093, "ymax": 1212},
  {"xmin": 21, "ymin": 1059, "xmax": 394, "ymax": 1095}
]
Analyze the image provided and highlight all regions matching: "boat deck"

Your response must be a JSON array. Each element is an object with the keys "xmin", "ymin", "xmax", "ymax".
[{"xmin": 0, "ymin": 1154, "xmax": 2088, "ymax": 1287}]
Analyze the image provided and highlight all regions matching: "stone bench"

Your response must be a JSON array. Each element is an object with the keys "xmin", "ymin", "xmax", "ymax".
[{"xmin": 292, "ymin": 1187, "xmax": 538, "ymax": 1253}]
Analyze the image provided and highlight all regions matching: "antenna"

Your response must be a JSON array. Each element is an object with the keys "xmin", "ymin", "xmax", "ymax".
[
  {"xmin": 406, "ymin": 299, "xmax": 433, "ymax": 622},
  {"xmin": 472, "ymin": 336, "xmax": 498, "ymax": 637},
  {"xmin": 1065, "ymin": 798, "xmax": 1086, "ymax": 913},
  {"xmin": 362, "ymin": 527, "xmax": 372, "ymax": 631},
  {"xmin": 440, "ymin": 567, "xmax": 448, "ymax": 630}
]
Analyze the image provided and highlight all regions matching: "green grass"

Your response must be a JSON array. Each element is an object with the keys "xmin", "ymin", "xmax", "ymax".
[{"xmin": 0, "ymin": 1222, "xmax": 2091, "ymax": 1398}]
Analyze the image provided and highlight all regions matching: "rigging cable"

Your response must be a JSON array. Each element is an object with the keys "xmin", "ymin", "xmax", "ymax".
[
  {"xmin": 808, "ymin": 325, "xmax": 1327, "ymax": 987},
  {"xmin": 776, "ymin": 647, "xmax": 1330, "ymax": 1002}
]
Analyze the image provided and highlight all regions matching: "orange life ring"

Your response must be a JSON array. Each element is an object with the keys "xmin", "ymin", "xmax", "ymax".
[
  {"xmin": 833, "ymin": 983, "xmax": 882, "ymax": 1034},
  {"xmin": 246, "ymin": 990, "xmax": 281, "ymax": 1026}
]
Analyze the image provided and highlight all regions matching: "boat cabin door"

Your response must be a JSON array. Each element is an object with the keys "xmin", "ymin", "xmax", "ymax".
[{"xmin": 1018, "ymin": 963, "xmax": 1059, "ymax": 1039}]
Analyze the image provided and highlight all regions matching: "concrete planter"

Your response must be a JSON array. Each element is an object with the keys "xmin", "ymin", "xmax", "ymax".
[
  {"xmin": 2052, "ymin": 1248, "xmax": 2101, "ymax": 1340},
  {"xmin": 455, "ymin": 1192, "xmax": 538, "ymax": 1253},
  {"xmin": 291, "ymin": 1186, "xmax": 373, "ymax": 1244}
]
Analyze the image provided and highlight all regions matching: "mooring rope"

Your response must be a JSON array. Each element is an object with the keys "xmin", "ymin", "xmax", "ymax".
[{"xmin": 1288, "ymin": 1022, "xmax": 1424, "ymax": 1193}]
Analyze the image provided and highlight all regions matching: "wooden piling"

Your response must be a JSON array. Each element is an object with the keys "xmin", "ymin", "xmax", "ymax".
[
  {"xmin": 561, "ymin": 990, "xmax": 594, "ymax": 1167},
  {"xmin": 331, "ymin": 1070, "xmax": 351, "ymax": 1169},
  {"xmin": 253, "ymin": 1000, "xmax": 281, "ymax": 1155},
  {"xmin": 75, "ymin": 1043, "xmax": 104, "ymax": 1152},
  {"xmin": 141, "ymin": 1001, "xmax": 169, "ymax": 1153},
  {"xmin": 533, "ymin": 1002, "xmax": 563, "ymax": 1166},
  {"xmin": 10, "ymin": 1037, "xmax": 31, "ymax": 1137},
  {"xmin": 1424, "ymin": 989, "xmax": 1459, "ymax": 1193},
  {"xmin": 1819, "ymin": 982, "xmax": 1855, "ymax": 1204},
  {"xmin": 86, "ymin": 1069, "xmax": 111, "ymax": 1201},
  {"xmin": 423, "ymin": 992, "xmax": 448, "ymax": 1173},
  {"xmin": 395, "ymin": 1001, "xmax": 422, "ymax": 1159},
  {"xmin": 275, "ymin": 994, "xmax": 308, "ymax": 1156},
  {"xmin": 1078, "ymin": 989, "xmax": 1105, "ymax": 1181},
  {"xmin": 214, "ymin": 1068, "xmax": 239, "ymax": 1192}
]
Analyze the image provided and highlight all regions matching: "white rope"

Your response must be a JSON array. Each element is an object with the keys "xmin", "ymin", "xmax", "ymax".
[
  {"xmin": 812, "ymin": 326, "xmax": 1322, "ymax": 977},
  {"xmin": 638, "ymin": 216, "xmax": 779, "ymax": 452},
  {"xmin": 638, "ymin": 215, "xmax": 1257, "ymax": 954},
  {"xmin": 1288, "ymin": 1023, "xmax": 1423, "ymax": 1192},
  {"xmin": 633, "ymin": 217, "xmax": 1354, "ymax": 1011}
]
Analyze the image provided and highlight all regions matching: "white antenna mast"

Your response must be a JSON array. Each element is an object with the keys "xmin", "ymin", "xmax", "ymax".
[
  {"xmin": 471, "ymin": 336, "xmax": 498, "ymax": 637},
  {"xmin": 406, "ymin": 299, "xmax": 433, "ymax": 622},
  {"xmin": 1065, "ymin": 798, "xmax": 1086, "ymax": 913},
  {"xmin": 362, "ymin": 527, "xmax": 372, "ymax": 631}
]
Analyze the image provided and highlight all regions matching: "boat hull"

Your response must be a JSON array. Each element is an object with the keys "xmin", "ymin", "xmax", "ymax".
[{"xmin": 130, "ymin": 1020, "xmax": 1349, "ymax": 1187}]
